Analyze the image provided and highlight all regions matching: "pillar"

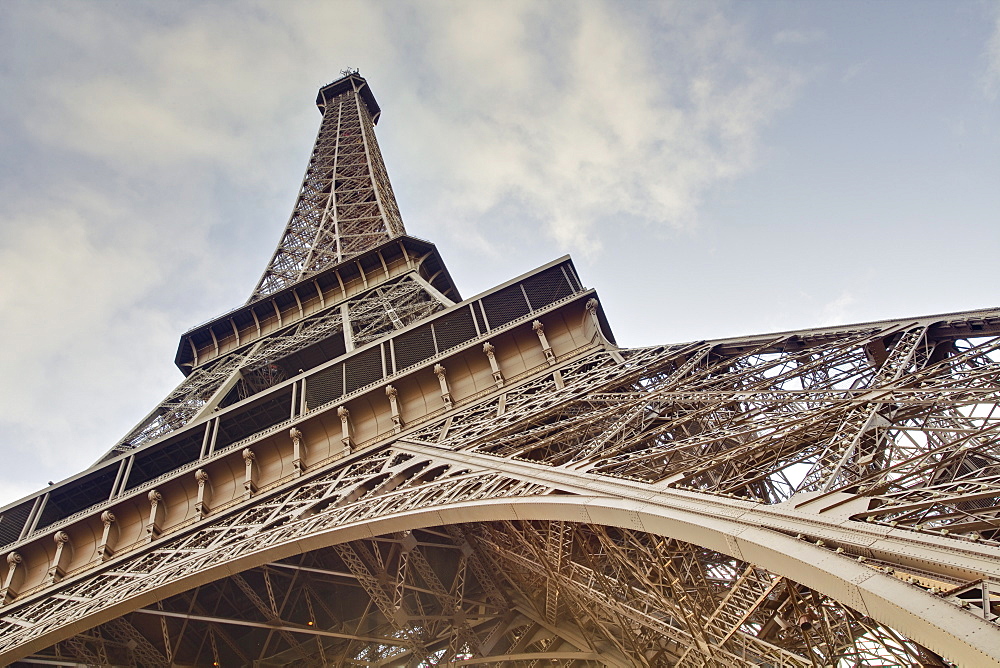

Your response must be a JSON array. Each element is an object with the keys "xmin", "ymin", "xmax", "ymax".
[
  {"xmin": 290, "ymin": 427, "xmax": 307, "ymax": 476},
  {"xmin": 483, "ymin": 342, "xmax": 504, "ymax": 388},
  {"xmin": 386, "ymin": 385, "xmax": 403, "ymax": 433},
  {"xmin": 243, "ymin": 449, "xmax": 258, "ymax": 499},
  {"xmin": 338, "ymin": 406, "xmax": 354, "ymax": 453},
  {"xmin": 195, "ymin": 470, "xmax": 212, "ymax": 519},
  {"xmin": 97, "ymin": 511, "xmax": 118, "ymax": 561},
  {"xmin": 532, "ymin": 319, "xmax": 556, "ymax": 366},
  {"xmin": 47, "ymin": 531, "xmax": 71, "ymax": 583},
  {"xmin": 146, "ymin": 490, "xmax": 164, "ymax": 542},
  {"xmin": 1, "ymin": 552, "xmax": 24, "ymax": 603},
  {"xmin": 434, "ymin": 364, "xmax": 453, "ymax": 409}
]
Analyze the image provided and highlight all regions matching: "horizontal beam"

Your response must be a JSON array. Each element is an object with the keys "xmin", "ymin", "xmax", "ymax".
[{"xmin": 133, "ymin": 607, "xmax": 407, "ymax": 647}]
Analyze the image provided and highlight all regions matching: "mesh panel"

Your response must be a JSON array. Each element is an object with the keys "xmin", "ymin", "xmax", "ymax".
[
  {"xmin": 37, "ymin": 466, "xmax": 120, "ymax": 530},
  {"xmin": 123, "ymin": 433, "xmax": 204, "ymax": 493},
  {"xmin": 345, "ymin": 346, "xmax": 383, "ymax": 394},
  {"xmin": 0, "ymin": 502, "xmax": 32, "ymax": 546},
  {"xmin": 523, "ymin": 267, "xmax": 574, "ymax": 310},
  {"xmin": 219, "ymin": 380, "xmax": 248, "ymax": 409},
  {"xmin": 482, "ymin": 284, "xmax": 531, "ymax": 329},
  {"xmin": 214, "ymin": 391, "xmax": 293, "ymax": 451},
  {"xmin": 433, "ymin": 308, "xmax": 478, "ymax": 352},
  {"xmin": 307, "ymin": 363, "xmax": 343, "ymax": 408},
  {"xmin": 395, "ymin": 324, "xmax": 436, "ymax": 370}
]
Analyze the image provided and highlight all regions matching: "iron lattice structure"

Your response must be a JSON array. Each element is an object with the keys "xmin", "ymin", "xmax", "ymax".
[
  {"xmin": 1, "ymin": 73, "xmax": 1000, "ymax": 667},
  {"xmin": 251, "ymin": 72, "xmax": 406, "ymax": 301}
]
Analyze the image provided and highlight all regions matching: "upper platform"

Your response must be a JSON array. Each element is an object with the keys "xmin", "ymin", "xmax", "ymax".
[
  {"xmin": 176, "ymin": 236, "xmax": 459, "ymax": 374},
  {"xmin": 316, "ymin": 71, "xmax": 381, "ymax": 123}
]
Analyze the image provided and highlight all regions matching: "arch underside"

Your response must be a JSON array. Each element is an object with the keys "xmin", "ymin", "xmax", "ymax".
[
  {"xmin": 21, "ymin": 516, "xmax": 948, "ymax": 668},
  {"xmin": 11, "ymin": 325, "xmax": 1000, "ymax": 666}
]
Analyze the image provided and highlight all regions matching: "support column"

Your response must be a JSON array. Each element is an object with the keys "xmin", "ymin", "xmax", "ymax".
[
  {"xmin": 97, "ymin": 511, "xmax": 118, "ymax": 561},
  {"xmin": 532, "ymin": 320, "xmax": 556, "ymax": 366},
  {"xmin": 483, "ymin": 342, "xmax": 504, "ymax": 388},
  {"xmin": 386, "ymin": 385, "xmax": 403, "ymax": 433},
  {"xmin": 146, "ymin": 490, "xmax": 164, "ymax": 543},
  {"xmin": 337, "ymin": 406, "xmax": 354, "ymax": 453},
  {"xmin": 341, "ymin": 303, "xmax": 355, "ymax": 352},
  {"xmin": 290, "ymin": 428, "xmax": 307, "ymax": 476},
  {"xmin": 195, "ymin": 470, "xmax": 212, "ymax": 519},
  {"xmin": 434, "ymin": 364, "xmax": 453, "ymax": 409},
  {"xmin": 2, "ymin": 552, "xmax": 24, "ymax": 604},
  {"xmin": 47, "ymin": 531, "xmax": 71, "ymax": 584},
  {"xmin": 242, "ymin": 449, "xmax": 258, "ymax": 499},
  {"xmin": 207, "ymin": 418, "xmax": 220, "ymax": 457}
]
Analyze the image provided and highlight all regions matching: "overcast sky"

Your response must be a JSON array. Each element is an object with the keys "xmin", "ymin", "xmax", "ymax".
[{"xmin": 1, "ymin": 0, "xmax": 998, "ymax": 507}]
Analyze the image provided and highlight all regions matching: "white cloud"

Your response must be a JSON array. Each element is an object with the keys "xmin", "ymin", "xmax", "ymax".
[
  {"xmin": 389, "ymin": 2, "xmax": 798, "ymax": 255},
  {"xmin": 773, "ymin": 29, "xmax": 825, "ymax": 46},
  {"xmin": 817, "ymin": 291, "xmax": 857, "ymax": 328},
  {"xmin": 841, "ymin": 61, "xmax": 867, "ymax": 84},
  {"xmin": 0, "ymin": 188, "xmax": 181, "ymax": 480}
]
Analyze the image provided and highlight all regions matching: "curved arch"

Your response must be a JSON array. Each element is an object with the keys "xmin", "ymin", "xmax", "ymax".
[{"xmin": 9, "ymin": 495, "xmax": 1000, "ymax": 666}]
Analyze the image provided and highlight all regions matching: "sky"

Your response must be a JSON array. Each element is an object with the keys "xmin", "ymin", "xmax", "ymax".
[{"xmin": 1, "ymin": 0, "xmax": 998, "ymax": 507}]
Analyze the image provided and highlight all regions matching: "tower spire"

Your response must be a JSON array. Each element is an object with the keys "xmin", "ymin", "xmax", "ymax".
[{"xmin": 250, "ymin": 72, "xmax": 406, "ymax": 301}]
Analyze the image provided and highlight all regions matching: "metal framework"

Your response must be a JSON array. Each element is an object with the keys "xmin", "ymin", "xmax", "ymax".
[
  {"xmin": 250, "ymin": 70, "xmax": 406, "ymax": 302},
  {"xmin": 2, "ymin": 72, "xmax": 1000, "ymax": 667}
]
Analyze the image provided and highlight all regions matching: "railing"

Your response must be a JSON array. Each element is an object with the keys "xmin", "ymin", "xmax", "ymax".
[{"xmin": 2, "ymin": 291, "xmax": 600, "ymax": 560}]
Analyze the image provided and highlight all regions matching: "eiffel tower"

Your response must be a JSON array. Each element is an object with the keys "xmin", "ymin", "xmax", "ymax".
[{"xmin": 2, "ymin": 71, "xmax": 1000, "ymax": 667}]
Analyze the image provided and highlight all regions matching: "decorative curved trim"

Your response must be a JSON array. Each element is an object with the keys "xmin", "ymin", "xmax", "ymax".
[{"xmin": 6, "ymin": 495, "xmax": 999, "ymax": 666}]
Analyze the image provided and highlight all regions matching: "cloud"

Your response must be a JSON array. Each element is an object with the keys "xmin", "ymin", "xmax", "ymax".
[
  {"xmin": 841, "ymin": 61, "xmax": 867, "ymax": 84},
  {"xmin": 385, "ymin": 1, "xmax": 799, "ymax": 255},
  {"xmin": 773, "ymin": 29, "xmax": 825, "ymax": 46},
  {"xmin": 0, "ymin": 185, "xmax": 181, "ymax": 474},
  {"xmin": 817, "ymin": 291, "xmax": 857, "ymax": 327}
]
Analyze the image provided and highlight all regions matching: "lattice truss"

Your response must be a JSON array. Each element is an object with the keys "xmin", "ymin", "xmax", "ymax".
[
  {"xmin": 251, "ymin": 76, "xmax": 405, "ymax": 301},
  {"xmin": 115, "ymin": 276, "xmax": 444, "ymax": 453},
  {"xmin": 348, "ymin": 276, "xmax": 445, "ymax": 347},
  {"xmin": 433, "ymin": 324, "xmax": 1000, "ymax": 536},
  {"xmin": 16, "ymin": 318, "xmax": 1000, "ymax": 666},
  {"xmin": 32, "ymin": 525, "xmax": 939, "ymax": 668}
]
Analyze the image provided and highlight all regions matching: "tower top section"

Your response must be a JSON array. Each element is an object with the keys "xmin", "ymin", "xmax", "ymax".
[
  {"xmin": 249, "ymin": 70, "xmax": 406, "ymax": 302},
  {"xmin": 316, "ymin": 72, "xmax": 382, "ymax": 124}
]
